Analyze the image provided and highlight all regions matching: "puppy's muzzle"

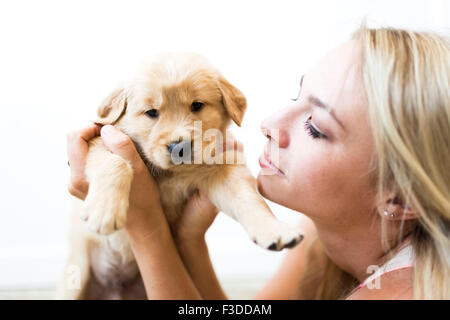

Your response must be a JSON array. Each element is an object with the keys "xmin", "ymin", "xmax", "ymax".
[{"xmin": 167, "ymin": 140, "xmax": 192, "ymax": 165}]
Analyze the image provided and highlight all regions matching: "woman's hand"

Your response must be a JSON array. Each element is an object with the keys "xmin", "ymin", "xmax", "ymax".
[
  {"xmin": 170, "ymin": 133, "xmax": 243, "ymax": 301},
  {"xmin": 67, "ymin": 123, "xmax": 163, "ymax": 228},
  {"xmin": 68, "ymin": 123, "xmax": 243, "ymax": 236},
  {"xmin": 66, "ymin": 123, "xmax": 101, "ymax": 200},
  {"xmin": 173, "ymin": 135, "xmax": 244, "ymax": 242},
  {"xmin": 173, "ymin": 190, "xmax": 219, "ymax": 242},
  {"xmin": 67, "ymin": 124, "xmax": 241, "ymax": 299}
]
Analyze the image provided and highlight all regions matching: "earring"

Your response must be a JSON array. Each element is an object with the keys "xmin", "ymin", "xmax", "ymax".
[{"xmin": 383, "ymin": 210, "xmax": 395, "ymax": 218}]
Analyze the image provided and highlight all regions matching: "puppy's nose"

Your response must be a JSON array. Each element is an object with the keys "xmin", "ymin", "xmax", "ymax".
[
  {"xmin": 167, "ymin": 142, "xmax": 180, "ymax": 154},
  {"xmin": 167, "ymin": 140, "xmax": 192, "ymax": 164}
]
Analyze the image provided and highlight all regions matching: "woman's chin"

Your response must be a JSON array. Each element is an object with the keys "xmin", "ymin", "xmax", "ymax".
[
  {"xmin": 256, "ymin": 171, "xmax": 274, "ymax": 200},
  {"xmin": 257, "ymin": 169, "xmax": 292, "ymax": 205},
  {"xmin": 257, "ymin": 173, "xmax": 299, "ymax": 214}
]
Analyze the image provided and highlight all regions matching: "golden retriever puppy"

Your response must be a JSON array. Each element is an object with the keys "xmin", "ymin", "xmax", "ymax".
[{"xmin": 58, "ymin": 53, "xmax": 303, "ymax": 299}]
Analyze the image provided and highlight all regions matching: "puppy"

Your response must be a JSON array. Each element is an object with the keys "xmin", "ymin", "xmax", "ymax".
[{"xmin": 58, "ymin": 53, "xmax": 303, "ymax": 299}]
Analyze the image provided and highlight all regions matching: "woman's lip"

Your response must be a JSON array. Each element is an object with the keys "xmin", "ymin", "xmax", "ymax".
[{"xmin": 259, "ymin": 153, "xmax": 284, "ymax": 175}]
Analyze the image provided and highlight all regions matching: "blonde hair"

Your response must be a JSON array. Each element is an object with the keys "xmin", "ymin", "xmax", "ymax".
[
  {"xmin": 357, "ymin": 26, "xmax": 450, "ymax": 299},
  {"xmin": 300, "ymin": 26, "xmax": 450, "ymax": 300}
]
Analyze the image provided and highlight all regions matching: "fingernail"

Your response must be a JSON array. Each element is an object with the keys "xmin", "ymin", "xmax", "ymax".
[
  {"xmin": 101, "ymin": 125, "xmax": 115, "ymax": 137},
  {"xmin": 198, "ymin": 191, "xmax": 210, "ymax": 202}
]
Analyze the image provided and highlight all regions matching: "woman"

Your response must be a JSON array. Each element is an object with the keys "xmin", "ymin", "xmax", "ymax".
[{"xmin": 67, "ymin": 26, "xmax": 450, "ymax": 299}]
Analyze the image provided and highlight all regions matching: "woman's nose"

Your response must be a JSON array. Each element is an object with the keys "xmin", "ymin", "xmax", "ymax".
[{"xmin": 261, "ymin": 113, "xmax": 290, "ymax": 149}]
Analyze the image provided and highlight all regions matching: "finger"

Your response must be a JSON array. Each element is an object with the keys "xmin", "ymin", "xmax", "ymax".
[
  {"xmin": 68, "ymin": 184, "xmax": 88, "ymax": 200},
  {"xmin": 185, "ymin": 191, "xmax": 218, "ymax": 221},
  {"xmin": 67, "ymin": 123, "xmax": 102, "ymax": 169},
  {"xmin": 100, "ymin": 125, "xmax": 143, "ymax": 169},
  {"xmin": 78, "ymin": 122, "xmax": 103, "ymax": 142},
  {"xmin": 67, "ymin": 123, "xmax": 102, "ymax": 195},
  {"xmin": 197, "ymin": 191, "xmax": 218, "ymax": 213}
]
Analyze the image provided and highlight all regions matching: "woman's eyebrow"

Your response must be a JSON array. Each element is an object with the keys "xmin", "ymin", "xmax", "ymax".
[
  {"xmin": 292, "ymin": 75, "xmax": 305, "ymax": 101},
  {"xmin": 308, "ymin": 94, "xmax": 345, "ymax": 130}
]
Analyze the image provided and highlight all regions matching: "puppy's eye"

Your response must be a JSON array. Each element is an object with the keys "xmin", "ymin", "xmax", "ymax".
[
  {"xmin": 191, "ymin": 101, "xmax": 204, "ymax": 112},
  {"xmin": 145, "ymin": 109, "xmax": 159, "ymax": 118}
]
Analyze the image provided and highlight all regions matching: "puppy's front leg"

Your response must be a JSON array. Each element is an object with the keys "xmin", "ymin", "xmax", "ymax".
[
  {"xmin": 81, "ymin": 137, "xmax": 133, "ymax": 235},
  {"xmin": 206, "ymin": 166, "xmax": 303, "ymax": 251}
]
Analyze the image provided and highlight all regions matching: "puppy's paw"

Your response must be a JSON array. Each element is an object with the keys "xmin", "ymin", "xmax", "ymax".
[
  {"xmin": 251, "ymin": 221, "xmax": 304, "ymax": 251},
  {"xmin": 81, "ymin": 186, "xmax": 129, "ymax": 235}
]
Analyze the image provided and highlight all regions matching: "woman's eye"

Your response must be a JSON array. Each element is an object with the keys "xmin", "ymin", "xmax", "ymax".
[
  {"xmin": 145, "ymin": 109, "xmax": 159, "ymax": 118},
  {"xmin": 304, "ymin": 116, "xmax": 327, "ymax": 139},
  {"xmin": 191, "ymin": 101, "xmax": 204, "ymax": 112}
]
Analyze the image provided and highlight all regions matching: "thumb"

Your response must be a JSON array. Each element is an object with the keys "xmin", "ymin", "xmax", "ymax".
[
  {"xmin": 178, "ymin": 191, "xmax": 218, "ymax": 234},
  {"xmin": 189, "ymin": 191, "xmax": 218, "ymax": 216},
  {"xmin": 100, "ymin": 125, "xmax": 142, "ymax": 168}
]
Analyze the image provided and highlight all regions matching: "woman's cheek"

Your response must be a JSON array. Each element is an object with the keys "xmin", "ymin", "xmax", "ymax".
[{"xmin": 286, "ymin": 150, "xmax": 347, "ymax": 215}]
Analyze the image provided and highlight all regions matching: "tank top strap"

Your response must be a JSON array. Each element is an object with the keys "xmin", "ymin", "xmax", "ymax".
[{"xmin": 356, "ymin": 244, "xmax": 414, "ymax": 290}]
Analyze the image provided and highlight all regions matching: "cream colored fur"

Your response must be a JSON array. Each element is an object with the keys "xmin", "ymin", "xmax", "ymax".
[{"xmin": 58, "ymin": 53, "xmax": 303, "ymax": 299}]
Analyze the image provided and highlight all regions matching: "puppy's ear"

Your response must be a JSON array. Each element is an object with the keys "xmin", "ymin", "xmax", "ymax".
[
  {"xmin": 95, "ymin": 88, "xmax": 127, "ymax": 125},
  {"xmin": 217, "ymin": 77, "xmax": 247, "ymax": 126}
]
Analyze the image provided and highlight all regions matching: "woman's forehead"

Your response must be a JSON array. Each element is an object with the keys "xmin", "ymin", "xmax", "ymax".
[
  {"xmin": 305, "ymin": 40, "xmax": 362, "ymax": 96},
  {"xmin": 303, "ymin": 40, "xmax": 367, "ymax": 129}
]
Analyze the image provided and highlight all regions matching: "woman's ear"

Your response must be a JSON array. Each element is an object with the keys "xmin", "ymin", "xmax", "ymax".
[
  {"xmin": 217, "ymin": 77, "xmax": 247, "ymax": 126},
  {"xmin": 95, "ymin": 88, "xmax": 127, "ymax": 125},
  {"xmin": 379, "ymin": 194, "xmax": 419, "ymax": 221}
]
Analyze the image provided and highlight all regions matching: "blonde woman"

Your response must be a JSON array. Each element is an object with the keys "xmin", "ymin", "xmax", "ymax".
[{"xmin": 67, "ymin": 26, "xmax": 450, "ymax": 299}]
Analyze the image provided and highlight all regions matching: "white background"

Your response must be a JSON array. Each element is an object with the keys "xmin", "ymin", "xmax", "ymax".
[{"xmin": 0, "ymin": 0, "xmax": 448, "ymax": 297}]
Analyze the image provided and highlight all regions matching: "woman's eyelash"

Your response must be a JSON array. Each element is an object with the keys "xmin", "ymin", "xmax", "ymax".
[{"xmin": 304, "ymin": 116, "xmax": 327, "ymax": 139}]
